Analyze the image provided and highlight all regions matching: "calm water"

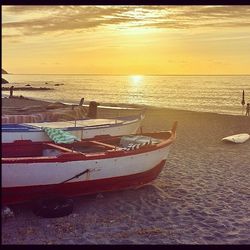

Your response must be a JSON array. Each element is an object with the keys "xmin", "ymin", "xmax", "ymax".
[{"xmin": 2, "ymin": 74, "xmax": 250, "ymax": 116}]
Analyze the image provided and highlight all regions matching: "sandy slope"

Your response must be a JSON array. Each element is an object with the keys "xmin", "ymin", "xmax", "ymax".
[{"xmin": 2, "ymin": 98, "xmax": 250, "ymax": 244}]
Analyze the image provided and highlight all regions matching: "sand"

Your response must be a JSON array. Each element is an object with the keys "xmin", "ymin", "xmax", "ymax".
[
  {"xmin": 2, "ymin": 96, "xmax": 52, "ymax": 110},
  {"xmin": 2, "ymin": 97, "xmax": 250, "ymax": 245}
]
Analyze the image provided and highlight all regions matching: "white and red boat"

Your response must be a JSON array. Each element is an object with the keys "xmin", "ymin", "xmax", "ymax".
[
  {"xmin": 2, "ymin": 122, "xmax": 177, "ymax": 205},
  {"xmin": 1, "ymin": 113, "xmax": 144, "ymax": 143}
]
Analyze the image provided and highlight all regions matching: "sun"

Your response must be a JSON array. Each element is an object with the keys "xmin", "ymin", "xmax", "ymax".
[{"xmin": 130, "ymin": 75, "xmax": 143, "ymax": 85}]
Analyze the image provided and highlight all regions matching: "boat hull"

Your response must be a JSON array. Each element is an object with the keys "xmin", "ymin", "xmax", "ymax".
[
  {"xmin": 2, "ymin": 115, "xmax": 143, "ymax": 143},
  {"xmin": 2, "ymin": 160, "xmax": 166, "ymax": 205},
  {"xmin": 2, "ymin": 124, "xmax": 177, "ymax": 205},
  {"xmin": 2, "ymin": 142, "xmax": 171, "ymax": 205}
]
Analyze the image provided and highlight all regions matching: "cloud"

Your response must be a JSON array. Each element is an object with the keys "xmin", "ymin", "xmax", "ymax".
[
  {"xmin": 2, "ymin": 6, "xmax": 139, "ymax": 37},
  {"xmin": 138, "ymin": 6, "xmax": 250, "ymax": 29},
  {"xmin": 2, "ymin": 5, "xmax": 250, "ymax": 39}
]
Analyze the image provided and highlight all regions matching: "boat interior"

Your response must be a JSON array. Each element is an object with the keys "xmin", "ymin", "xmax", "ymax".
[
  {"xmin": 2, "ymin": 131, "xmax": 171, "ymax": 159},
  {"xmin": 2, "ymin": 139, "xmax": 121, "ymax": 158}
]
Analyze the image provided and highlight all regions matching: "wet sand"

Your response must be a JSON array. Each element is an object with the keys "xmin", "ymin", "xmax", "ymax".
[{"xmin": 2, "ymin": 97, "xmax": 250, "ymax": 244}]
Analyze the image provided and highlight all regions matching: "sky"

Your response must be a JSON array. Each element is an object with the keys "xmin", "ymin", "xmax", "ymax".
[{"xmin": 2, "ymin": 5, "xmax": 250, "ymax": 75}]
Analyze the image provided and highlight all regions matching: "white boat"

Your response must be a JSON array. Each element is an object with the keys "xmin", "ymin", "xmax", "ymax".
[
  {"xmin": 2, "ymin": 122, "xmax": 177, "ymax": 205},
  {"xmin": 1, "ymin": 114, "xmax": 144, "ymax": 143}
]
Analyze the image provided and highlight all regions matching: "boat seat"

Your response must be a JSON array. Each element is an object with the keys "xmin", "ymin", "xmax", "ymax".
[
  {"xmin": 44, "ymin": 143, "xmax": 79, "ymax": 153},
  {"xmin": 90, "ymin": 140, "xmax": 120, "ymax": 150}
]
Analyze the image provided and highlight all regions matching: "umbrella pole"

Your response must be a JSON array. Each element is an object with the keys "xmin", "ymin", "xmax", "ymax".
[{"xmin": 241, "ymin": 90, "xmax": 245, "ymax": 115}]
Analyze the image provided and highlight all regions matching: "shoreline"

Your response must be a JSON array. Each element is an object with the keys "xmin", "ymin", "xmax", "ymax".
[
  {"xmin": 2, "ymin": 87, "xmax": 54, "ymax": 91},
  {"xmin": 2, "ymin": 94, "xmax": 248, "ymax": 117}
]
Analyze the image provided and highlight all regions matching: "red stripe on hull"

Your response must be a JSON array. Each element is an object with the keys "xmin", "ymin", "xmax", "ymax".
[{"xmin": 2, "ymin": 160, "xmax": 166, "ymax": 205}]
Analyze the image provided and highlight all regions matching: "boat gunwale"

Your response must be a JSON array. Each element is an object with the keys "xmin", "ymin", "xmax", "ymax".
[{"xmin": 2, "ymin": 130, "xmax": 176, "ymax": 164}]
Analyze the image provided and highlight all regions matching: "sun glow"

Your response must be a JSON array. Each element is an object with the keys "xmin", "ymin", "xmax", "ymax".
[
  {"xmin": 130, "ymin": 75, "xmax": 143, "ymax": 85},
  {"xmin": 3, "ymin": 6, "xmax": 250, "ymax": 74}
]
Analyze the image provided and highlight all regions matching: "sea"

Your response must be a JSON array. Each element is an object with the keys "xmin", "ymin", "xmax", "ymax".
[{"xmin": 2, "ymin": 74, "xmax": 250, "ymax": 116}]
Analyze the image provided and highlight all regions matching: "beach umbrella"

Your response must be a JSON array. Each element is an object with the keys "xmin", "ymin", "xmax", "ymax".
[
  {"xmin": 241, "ymin": 90, "xmax": 245, "ymax": 114},
  {"xmin": 241, "ymin": 90, "xmax": 245, "ymax": 105}
]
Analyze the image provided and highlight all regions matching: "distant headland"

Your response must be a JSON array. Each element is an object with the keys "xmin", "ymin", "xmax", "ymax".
[
  {"xmin": 2, "ymin": 68, "xmax": 8, "ymax": 74},
  {"xmin": 2, "ymin": 68, "xmax": 9, "ymax": 84}
]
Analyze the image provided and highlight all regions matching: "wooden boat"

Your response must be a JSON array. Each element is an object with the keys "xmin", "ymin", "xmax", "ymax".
[
  {"xmin": 2, "ymin": 122, "xmax": 177, "ymax": 205},
  {"xmin": 2, "ymin": 113, "xmax": 144, "ymax": 143}
]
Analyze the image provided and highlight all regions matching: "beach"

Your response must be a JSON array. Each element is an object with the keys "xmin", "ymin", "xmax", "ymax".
[{"xmin": 2, "ymin": 97, "xmax": 250, "ymax": 245}]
